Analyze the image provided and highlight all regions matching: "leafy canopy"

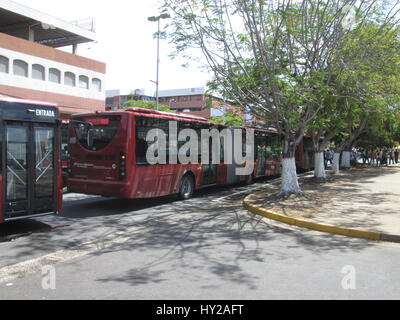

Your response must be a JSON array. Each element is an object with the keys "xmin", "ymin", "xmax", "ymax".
[{"xmin": 123, "ymin": 100, "xmax": 175, "ymax": 113}]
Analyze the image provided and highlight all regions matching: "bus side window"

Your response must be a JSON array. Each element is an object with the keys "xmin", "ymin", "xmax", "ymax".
[
  {"xmin": 135, "ymin": 117, "xmax": 149, "ymax": 165},
  {"xmin": 136, "ymin": 135, "xmax": 148, "ymax": 164},
  {"xmin": 136, "ymin": 117, "xmax": 169, "ymax": 165},
  {"xmin": 159, "ymin": 119, "xmax": 170, "ymax": 163}
]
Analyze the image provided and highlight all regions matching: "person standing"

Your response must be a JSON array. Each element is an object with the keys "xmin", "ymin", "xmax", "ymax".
[
  {"xmin": 395, "ymin": 147, "xmax": 399, "ymax": 164},
  {"xmin": 324, "ymin": 149, "xmax": 329, "ymax": 169},
  {"xmin": 325, "ymin": 149, "xmax": 333, "ymax": 167},
  {"xmin": 377, "ymin": 149, "xmax": 382, "ymax": 166},
  {"xmin": 382, "ymin": 148, "xmax": 388, "ymax": 166},
  {"xmin": 389, "ymin": 149, "xmax": 395, "ymax": 165},
  {"xmin": 329, "ymin": 149, "xmax": 334, "ymax": 166},
  {"xmin": 370, "ymin": 150, "xmax": 377, "ymax": 166},
  {"xmin": 361, "ymin": 149, "xmax": 366, "ymax": 164}
]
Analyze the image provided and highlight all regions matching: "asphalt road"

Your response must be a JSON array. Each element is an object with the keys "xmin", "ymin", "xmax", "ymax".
[{"xmin": 1, "ymin": 178, "xmax": 400, "ymax": 300}]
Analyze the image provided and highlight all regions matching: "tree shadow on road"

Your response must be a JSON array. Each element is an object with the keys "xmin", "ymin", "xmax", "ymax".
[
  {"xmin": 0, "ymin": 172, "xmax": 382, "ymax": 291},
  {"xmin": 90, "ymin": 197, "xmax": 373, "ymax": 291}
]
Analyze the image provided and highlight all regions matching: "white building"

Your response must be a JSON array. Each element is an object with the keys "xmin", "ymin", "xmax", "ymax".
[{"xmin": 0, "ymin": 0, "xmax": 106, "ymax": 119}]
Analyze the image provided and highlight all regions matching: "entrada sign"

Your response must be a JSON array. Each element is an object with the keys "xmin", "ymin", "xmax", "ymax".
[{"xmin": 36, "ymin": 109, "xmax": 55, "ymax": 117}]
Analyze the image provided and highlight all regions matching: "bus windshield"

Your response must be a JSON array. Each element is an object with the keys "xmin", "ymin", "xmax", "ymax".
[{"xmin": 73, "ymin": 116, "xmax": 121, "ymax": 151}]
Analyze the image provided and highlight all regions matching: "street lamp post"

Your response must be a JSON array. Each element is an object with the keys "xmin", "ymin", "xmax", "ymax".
[{"xmin": 148, "ymin": 13, "xmax": 170, "ymax": 111}]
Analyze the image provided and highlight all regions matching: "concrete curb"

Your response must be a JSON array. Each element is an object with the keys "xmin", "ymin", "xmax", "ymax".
[{"xmin": 243, "ymin": 194, "xmax": 400, "ymax": 243}]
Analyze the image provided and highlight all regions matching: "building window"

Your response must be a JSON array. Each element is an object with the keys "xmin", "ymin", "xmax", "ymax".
[
  {"xmin": 92, "ymin": 78, "xmax": 102, "ymax": 92},
  {"xmin": 178, "ymin": 96, "xmax": 189, "ymax": 102},
  {"xmin": 0, "ymin": 55, "xmax": 9, "ymax": 73},
  {"xmin": 13, "ymin": 59, "xmax": 28, "ymax": 77},
  {"xmin": 191, "ymin": 95, "xmax": 202, "ymax": 101},
  {"xmin": 79, "ymin": 75, "xmax": 89, "ymax": 89},
  {"xmin": 64, "ymin": 72, "xmax": 76, "ymax": 87},
  {"xmin": 32, "ymin": 64, "xmax": 45, "ymax": 80},
  {"xmin": 49, "ymin": 68, "xmax": 61, "ymax": 84}
]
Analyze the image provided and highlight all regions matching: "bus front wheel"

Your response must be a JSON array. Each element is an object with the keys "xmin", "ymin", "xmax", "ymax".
[{"xmin": 179, "ymin": 174, "xmax": 194, "ymax": 200}]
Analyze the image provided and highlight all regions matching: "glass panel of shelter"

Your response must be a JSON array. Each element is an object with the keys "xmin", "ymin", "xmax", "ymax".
[
  {"xmin": 34, "ymin": 126, "xmax": 54, "ymax": 198},
  {"xmin": 6, "ymin": 125, "xmax": 28, "ymax": 202}
]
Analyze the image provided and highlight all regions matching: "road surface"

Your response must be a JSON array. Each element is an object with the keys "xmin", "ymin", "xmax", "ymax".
[{"xmin": 0, "ymin": 178, "xmax": 399, "ymax": 299}]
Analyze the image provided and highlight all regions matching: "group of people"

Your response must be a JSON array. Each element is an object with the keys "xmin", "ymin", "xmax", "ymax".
[
  {"xmin": 359, "ymin": 148, "xmax": 400, "ymax": 166},
  {"xmin": 322, "ymin": 147, "xmax": 400, "ymax": 168}
]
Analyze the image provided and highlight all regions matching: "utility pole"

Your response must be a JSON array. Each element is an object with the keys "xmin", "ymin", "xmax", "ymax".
[{"xmin": 148, "ymin": 13, "xmax": 170, "ymax": 111}]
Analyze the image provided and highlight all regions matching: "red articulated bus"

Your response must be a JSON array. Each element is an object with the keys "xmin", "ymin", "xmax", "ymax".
[
  {"xmin": 0, "ymin": 95, "xmax": 62, "ymax": 223},
  {"xmin": 67, "ymin": 108, "xmax": 310, "ymax": 200}
]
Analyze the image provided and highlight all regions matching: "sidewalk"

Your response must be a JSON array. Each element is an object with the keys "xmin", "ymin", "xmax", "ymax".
[{"xmin": 244, "ymin": 164, "xmax": 400, "ymax": 242}]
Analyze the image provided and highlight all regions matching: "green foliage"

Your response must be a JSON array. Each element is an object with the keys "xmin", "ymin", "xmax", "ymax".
[
  {"xmin": 357, "ymin": 109, "xmax": 400, "ymax": 149},
  {"xmin": 307, "ymin": 22, "xmax": 400, "ymax": 151},
  {"xmin": 209, "ymin": 112, "xmax": 245, "ymax": 126},
  {"xmin": 163, "ymin": 0, "xmax": 400, "ymax": 158},
  {"xmin": 123, "ymin": 100, "xmax": 175, "ymax": 113}
]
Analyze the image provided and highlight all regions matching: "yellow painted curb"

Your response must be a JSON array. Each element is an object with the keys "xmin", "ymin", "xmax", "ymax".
[{"xmin": 243, "ymin": 194, "xmax": 382, "ymax": 241}]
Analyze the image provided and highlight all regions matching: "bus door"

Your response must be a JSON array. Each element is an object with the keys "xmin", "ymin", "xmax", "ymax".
[
  {"xmin": 201, "ymin": 136, "xmax": 218, "ymax": 186},
  {"xmin": 4, "ymin": 121, "xmax": 55, "ymax": 218}
]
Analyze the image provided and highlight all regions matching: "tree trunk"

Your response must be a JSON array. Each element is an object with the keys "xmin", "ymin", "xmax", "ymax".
[
  {"xmin": 314, "ymin": 152, "xmax": 326, "ymax": 179},
  {"xmin": 311, "ymin": 133, "xmax": 327, "ymax": 179},
  {"xmin": 332, "ymin": 152, "xmax": 340, "ymax": 174},
  {"xmin": 277, "ymin": 157, "xmax": 303, "ymax": 196},
  {"xmin": 341, "ymin": 151, "xmax": 351, "ymax": 168},
  {"xmin": 277, "ymin": 132, "xmax": 304, "ymax": 196}
]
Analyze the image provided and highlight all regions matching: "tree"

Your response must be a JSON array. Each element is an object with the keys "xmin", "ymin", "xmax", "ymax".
[
  {"xmin": 357, "ymin": 107, "xmax": 400, "ymax": 151},
  {"xmin": 326, "ymin": 22, "xmax": 400, "ymax": 171},
  {"xmin": 123, "ymin": 100, "xmax": 175, "ymax": 112},
  {"xmin": 163, "ymin": 0, "xmax": 400, "ymax": 195},
  {"xmin": 209, "ymin": 111, "xmax": 245, "ymax": 126}
]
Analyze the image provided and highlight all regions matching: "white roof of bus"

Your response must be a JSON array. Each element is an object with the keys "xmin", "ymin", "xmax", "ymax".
[{"xmin": 126, "ymin": 107, "xmax": 208, "ymax": 121}]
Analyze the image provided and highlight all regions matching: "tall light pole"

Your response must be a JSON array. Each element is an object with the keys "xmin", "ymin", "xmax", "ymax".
[{"xmin": 148, "ymin": 13, "xmax": 170, "ymax": 111}]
